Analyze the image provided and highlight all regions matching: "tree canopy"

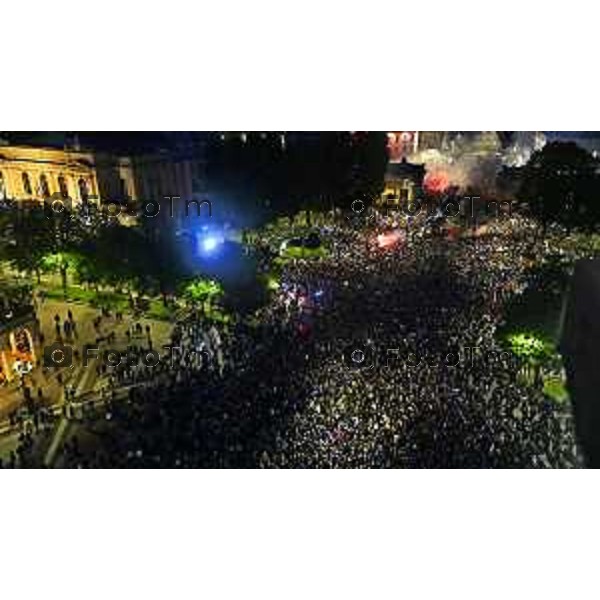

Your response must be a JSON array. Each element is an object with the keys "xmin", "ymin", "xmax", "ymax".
[
  {"xmin": 206, "ymin": 132, "xmax": 388, "ymax": 226},
  {"xmin": 518, "ymin": 141, "xmax": 600, "ymax": 232}
]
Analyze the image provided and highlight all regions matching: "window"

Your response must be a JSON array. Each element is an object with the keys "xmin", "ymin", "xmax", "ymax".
[
  {"xmin": 22, "ymin": 172, "xmax": 32, "ymax": 195},
  {"xmin": 78, "ymin": 178, "xmax": 89, "ymax": 202},
  {"xmin": 58, "ymin": 175, "xmax": 69, "ymax": 199},
  {"xmin": 39, "ymin": 174, "xmax": 50, "ymax": 197}
]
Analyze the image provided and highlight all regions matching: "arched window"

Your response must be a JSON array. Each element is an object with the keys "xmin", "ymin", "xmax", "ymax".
[
  {"xmin": 58, "ymin": 175, "xmax": 69, "ymax": 199},
  {"xmin": 39, "ymin": 174, "xmax": 50, "ymax": 198},
  {"xmin": 78, "ymin": 178, "xmax": 89, "ymax": 202},
  {"xmin": 22, "ymin": 172, "xmax": 32, "ymax": 195}
]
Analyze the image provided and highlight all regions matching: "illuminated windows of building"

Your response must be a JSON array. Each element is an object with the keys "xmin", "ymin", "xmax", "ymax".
[
  {"xmin": 58, "ymin": 175, "xmax": 69, "ymax": 198},
  {"xmin": 22, "ymin": 172, "xmax": 32, "ymax": 195},
  {"xmin": 39, "ymin": 173, "xmax": 50, "ymax": 197},
  {"xmin": 78, "ymin": 177, "xmax": 89, "ymax": 202}
]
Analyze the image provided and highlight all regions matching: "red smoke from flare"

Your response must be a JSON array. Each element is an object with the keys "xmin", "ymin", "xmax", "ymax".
[
  {"xmin": 377, "ymin": 230, "xmax": 405, "ymax": 249},
  {"xmin": 424, "ymin": 171, "xmax": 450, "ymax": 194}
]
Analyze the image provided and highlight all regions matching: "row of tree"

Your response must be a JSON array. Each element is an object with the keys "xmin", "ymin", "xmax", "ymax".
[
  {"xmin": 206, "ymin": 132, "xmax": 388, "ymax": 227},
  {"xmin": 208, "ymin": 134, "xmax": 600, "ymax": 236},
  {"xmin": 0, "ymin": 205, "xmax": 193, "ymax": 302},
  {"xmin": 516, "ymin": 141, "xmax": 600, "ymax": 234}
]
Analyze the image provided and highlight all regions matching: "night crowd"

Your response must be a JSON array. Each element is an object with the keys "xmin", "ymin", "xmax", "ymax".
[{"xmin": 44, "ymin": 212, "xmax": 584, "ymax": 468}]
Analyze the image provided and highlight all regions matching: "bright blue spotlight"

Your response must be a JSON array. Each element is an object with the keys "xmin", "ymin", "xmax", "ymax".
[{"xmin": 203, "ymin": 237, "xmax": 219, "ymax": 252}]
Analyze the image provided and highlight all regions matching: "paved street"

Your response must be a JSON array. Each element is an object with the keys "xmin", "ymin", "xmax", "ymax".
[{"xmin": 0, "ymin": 294, "xmax": 173, "ymax": 462}]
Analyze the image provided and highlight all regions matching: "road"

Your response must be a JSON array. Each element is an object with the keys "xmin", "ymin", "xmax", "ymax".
[{"xmin": 0, "ymin": 295, "xmax": 173, "ymax": 464}]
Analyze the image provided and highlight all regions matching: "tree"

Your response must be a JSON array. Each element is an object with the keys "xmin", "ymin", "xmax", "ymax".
[
  {"xmin": 73, "ymin": 252, "xmax": 104, "ymax": 292},
  {"xmin": 206, "ymin": 132, "xmax": 388, "ymax": 227},
  {"xmin": 78, "ymin": 224, "xmax": 153, "ymax": 295},
  {"xmin": 1, "ymin": 205, "xmax": 55, "ymax": 284},
  {"xmin": 181, "ymin": 278, "xmax": 223, "ymax": 315},
  {"xmin": 206, "ymin": 133, "xmax": 287, "ymax": 228},
  {"xmin": 518, "ymin": 142, "xmax": 600, "ymax": 234},
  {"xmin": 345, "ymin": 132, "xmax": 388, "ymax": 208},
  {"xmin": 40, "ymin": 251, "xmax": 81, "ymax": 294}
]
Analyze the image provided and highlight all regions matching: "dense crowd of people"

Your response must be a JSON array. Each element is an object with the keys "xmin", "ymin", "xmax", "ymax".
[{"xmin": 47, "ymin": 211, "xmax": 584, "ymax": 468}]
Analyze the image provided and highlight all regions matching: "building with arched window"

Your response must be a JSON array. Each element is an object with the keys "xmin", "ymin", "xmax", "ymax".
[
  {"xmin": 378, "ymin": 158, "xmax": 425, "ymax": 207},
  {"xmin": 22, "ymin": 172, "xmax": 32, "ymax": 195},
  {"xmin": 0, "ymin": 145, "xmax": 105, "ymax": 204},
  {"xmin": 57, "ymin": 174, "xmax": 69, "ymax": 198},
  {"xmin": 0, "ymin": 142, "xmax": 208, "ymax": 225},
  {"xmin": 78, "ymin": 177, "xmax": 89, "ymax": 202},
  {"xmin": 39, "ymin": 173, "xmax": 50, "ymax": 197}
]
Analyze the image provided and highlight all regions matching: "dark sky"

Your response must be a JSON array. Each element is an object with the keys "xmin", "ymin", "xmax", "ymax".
[
  {"xmin": 4, "ymin": 132, "xmax": 204, "ymax": 154},
  {"xmin": 5, "ymin": 131, "xmax": 600, "ymax": 154},
  {"xmin": 546, "ymin": 131, "xmax": 600, "ymax": 140}
]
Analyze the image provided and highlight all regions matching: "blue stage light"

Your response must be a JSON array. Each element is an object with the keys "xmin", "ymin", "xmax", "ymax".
[{"xmin": 203, "ymin": 237, "xmax": 219, "ymax": 252}]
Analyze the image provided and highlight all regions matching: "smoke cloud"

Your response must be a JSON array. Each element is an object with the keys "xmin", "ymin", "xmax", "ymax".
[{"xmin": 415, "ymin": 132, "xmax": 545, "ymax": 195}]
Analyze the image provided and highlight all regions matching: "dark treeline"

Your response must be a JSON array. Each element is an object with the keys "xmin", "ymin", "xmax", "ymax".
[
  {"xmin": 205, "ymin": 132, "xmax": 388, "ymax": 227},
  {"xmin": 517, "ymin": 141, "xmax": 600, "ymax": 234}
]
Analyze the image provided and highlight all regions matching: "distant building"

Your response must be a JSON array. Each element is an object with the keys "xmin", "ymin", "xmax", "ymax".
[
  {"xmin": 386, "ymin": 132, "xmax": 448, "ymax": 162},
  {"xmin": 0, "ymin": 142, "xmax": 209, "ymax": 229},
  {"xmin": 0, "ymin": 144, "xmax": 104, "ymax": 204},
  {"xmin": 387, "ymin": 132, "xmax": 419, "ymax": 161},
  {"xmin": 378, "ymin": 158, "xmax": 425, "ymax": 206},
  {"xmin": 130, "ymin": 146, "xmax": 208, "ymax": 230}
]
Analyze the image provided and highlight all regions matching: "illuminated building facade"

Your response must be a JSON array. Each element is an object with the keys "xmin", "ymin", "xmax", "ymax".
[
  {"xmin": 379, "ymin": 158, "xmax": 425, "ymax": 206},
  {"xmin": 0, "ymin": 144, "xmax": 106, "ymax": 204},
  {"xmin": 386, "ymin": 131, "xmax": 448, "ymax": 162},
  {"xmin": 0, "ymin": 321, "xmax": 38, "ymax": 384},
  {"xmin": 387, "ymin": 132, "xmax": 419, "ymax": 161},
  {"xmin": 0, "ymin": 142, "xmax": 208, "ymax": 227},
  {"xmin": 0, "ymin": 289, "xmax": 38, "ymax": 385},
  {"xmin": 379, "ymin": 131, "xmax": 436, "ymax": 205},
  {"xmin": 131, "ymin": 148, "xmax": 208, "ymax": 229}
]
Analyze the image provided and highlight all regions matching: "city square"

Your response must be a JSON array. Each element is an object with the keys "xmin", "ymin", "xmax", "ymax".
[
  {"xmin": 0, "ymin": 131, "xmax": 598, "ymax": 467},
  {"xmin": 4, "ymin": 5, "xmax": 598, "ymax": 600}
]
